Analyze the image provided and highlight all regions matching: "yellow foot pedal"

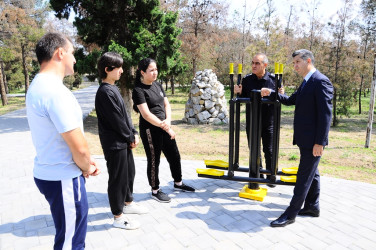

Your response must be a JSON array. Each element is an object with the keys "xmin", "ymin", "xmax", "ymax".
[
  {"xmin": 196, "ymin": 168, "xmax": 224, "ymax": 176},
  {"xmin": 280, "ymin": 175, "xmax": 297, "ymax": 183},
  {"xmin": 282, "ymin": 166, "xmax": 298, "ymax": 175},
  {"xmin": 204, "ymin": 160, "xmax": 229, "ymax": 169},
  {"xmin": 239, "ymin": 185, "xmax": 267, "ymax": 202}
]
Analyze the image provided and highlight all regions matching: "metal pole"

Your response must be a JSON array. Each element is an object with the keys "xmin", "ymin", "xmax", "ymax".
[
  {"xmin": 234, "ymin": 73, "xmax": 242, "ymax": 169},
  {"xmin": 270, "ymin": 72, "xmax": 282, "ymax": 181},
  {"xmin": 248, "ymin": 90, "xmax": 262, "ymax": 189}
]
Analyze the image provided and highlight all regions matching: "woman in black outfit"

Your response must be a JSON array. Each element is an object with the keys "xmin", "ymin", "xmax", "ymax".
[
  {"xmin": 95, "ymin": 52, "xmax": 148, "ymax": 230},
  {"xmin": 132, "ymin": 58, "xmax": 195, "ymax": 203}
]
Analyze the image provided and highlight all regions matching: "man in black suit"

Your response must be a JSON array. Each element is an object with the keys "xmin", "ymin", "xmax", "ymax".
[{"xmin": 261, "ymin": 49, "xmax": 333, "ymax": 227}]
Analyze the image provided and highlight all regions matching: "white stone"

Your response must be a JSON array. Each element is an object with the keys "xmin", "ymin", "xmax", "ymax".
[
  {"xmin": 202, "ymin": 110, "xmax": 211, "ymax": 119},
  {"xmin": 184, "ymin": 69, "xmax": 228, "ymax": 124},
  {"xmin": 213, "ymin": 118, "xmax": 222, "ymax": 125},
  {"xmin": 193, "ymin": 104, "xmax": 203, "ymax": 114},
  {"xmin": 188, "ymin": 118, "xmax": 198, "ymax": 125},
  {"xmin": 189, "ymin": 108, "xmax": 195, "ymax": 117},
  {"xmin": 208, "ymin": 107, "xmax": 216, "ymax": 114},
  {"xmin": 191, "ymin": 87, "xmax": 200, "ymax": 96},
  {"xmin": 197, "ymin": 81, "xmax": 206, "ymax": 88},
  {"xmin": 191, "ymin": 96, "xmax": 201, "ymax": 105},
  {"xmin": 211, "ymin": 110, "xmax": 219, "ymax": 117},
  {"xmin": 217, "ymin": 112, "xmax": 225, "ymax": 120},
  {"xmin": 205, "ymin": 100, "xmax": 215, "ymax": 109},
  {"xmin": 201, "ymin": 92, "xmax": 211, "ymax": 100}
]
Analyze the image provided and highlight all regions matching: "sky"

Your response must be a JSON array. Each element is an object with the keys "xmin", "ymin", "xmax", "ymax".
[{"xmin": 228, "ymin": 0, "xmax": 362, "ymax": 27}]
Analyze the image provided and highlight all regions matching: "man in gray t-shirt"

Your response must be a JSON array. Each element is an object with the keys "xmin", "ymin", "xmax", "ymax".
[{"xmin": 26, "ymin": 32, "xmax": 100, "ymax": 249}]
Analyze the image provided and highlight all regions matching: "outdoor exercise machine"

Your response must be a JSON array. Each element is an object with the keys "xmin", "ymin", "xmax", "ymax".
[{"xmin": 196, "ymin": 63, "xmax": 298, "ymax": 201}]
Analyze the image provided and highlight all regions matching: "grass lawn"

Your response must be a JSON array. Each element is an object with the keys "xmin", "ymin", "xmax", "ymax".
[
  {"xmin": 84, "ymin": 87, "xmax": 376, "ymax": 184},
  {"xmin": 0, "ymin": 96, "xmax": 26, "ymax": 116}
]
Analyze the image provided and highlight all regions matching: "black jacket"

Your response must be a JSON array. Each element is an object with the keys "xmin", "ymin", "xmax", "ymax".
[{"xmin": 95, "ymin": 83, "xmax": 138, "ymax": 152}]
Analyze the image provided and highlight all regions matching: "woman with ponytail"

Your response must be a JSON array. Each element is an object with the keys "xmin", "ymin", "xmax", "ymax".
[{"xmin": 132, "ymin": 58, "xmax": 195, "ymax": 203}]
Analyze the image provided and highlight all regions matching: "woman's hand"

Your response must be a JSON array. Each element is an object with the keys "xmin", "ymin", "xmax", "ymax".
[
  {"xmin": 167, "ymin": 128, "xmax": 176, "ymax": 140},
  {"xmin": 161, "ymin": 119, "xmax": 171, "ymax": 131}
]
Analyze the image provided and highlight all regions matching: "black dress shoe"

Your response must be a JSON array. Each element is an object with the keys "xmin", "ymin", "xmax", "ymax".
[
  {"xmin": 270, "ymin": 214, "xmax": 295, "ymax": 227},
  {"xmin": 298, "ymin": 208, "xmax": 320, "ymax": 217}
]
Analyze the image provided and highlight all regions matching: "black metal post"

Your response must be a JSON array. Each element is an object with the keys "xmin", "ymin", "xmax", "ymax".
[
  {"xmin": 270, "ymin": 72, "xmax": 283, "ymax": 181},
  {"xmin": 248, "ymin": 90, "xmax": 262, "ymax": 189},
  {"xmin": 234, "ymin": 73, "xmax": 242, "ymax": 170}
]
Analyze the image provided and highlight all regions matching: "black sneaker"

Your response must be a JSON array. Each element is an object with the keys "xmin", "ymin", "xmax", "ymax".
[
  {"xmin": 151, "ymin": 190, "xmax": 171, "ymax": 203},
  {"xmin": 174, "ymin": 183, "xmax": 195, "ymax": 192}
]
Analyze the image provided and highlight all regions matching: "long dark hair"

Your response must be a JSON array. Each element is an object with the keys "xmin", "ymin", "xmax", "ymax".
[
  {"xmin": 135, "ymin": 58, "xmax": 157, "ymax": 85},
  {"xmin": 133, "ymin": 58, "xmax": 157, "ymax": 113}
]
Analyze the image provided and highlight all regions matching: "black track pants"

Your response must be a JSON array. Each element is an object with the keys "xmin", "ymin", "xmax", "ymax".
[
  {"xmin": 140, "ymin": 125, "xmax": 182, "ymax": 190},
  {"xmin": 104, "ymin": 148, "xmax": 135, "ymax": 216}
]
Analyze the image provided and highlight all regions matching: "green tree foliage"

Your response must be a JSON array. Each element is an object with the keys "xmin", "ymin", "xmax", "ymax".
[
  {"xmin": 74, "ymin": 48, "xmax": 102, "ymax": 81},
  {"xmin": 50, "ymin": 0, "xmax": 186, "ymax": 104},
  {"xmin": 0, "ymin": 1, "xmax": 45, "ymax": 95}
]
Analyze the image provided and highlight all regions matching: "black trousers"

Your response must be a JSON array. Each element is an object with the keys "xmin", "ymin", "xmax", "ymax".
[
  {"xmin": 284, "ymin": 147, "xmax": 321, "ymax": 218},
  {"xmin": 104, "ymin": 148, "xmax": 135, "ymax": 216},
  {"xmin": 140, "ymin": 124, "xmax": 182, "ymax": 190}
]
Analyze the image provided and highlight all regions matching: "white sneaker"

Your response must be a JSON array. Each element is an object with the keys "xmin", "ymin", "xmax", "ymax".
[
  {"xmin": 123, "ymin": 202, "xmax": 149, "ymax": 214},
  {"xmin": 113, "ymin": 216, "xmax": 140, "ymax": 230}
]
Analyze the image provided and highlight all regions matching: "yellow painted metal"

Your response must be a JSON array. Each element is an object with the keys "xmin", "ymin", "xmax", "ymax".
[
  {"xmin": 204, "ymin": 160, "xmax": 229, "ymax": 169},
  {"xmin": 196, "ymin": 168, "xmax": 225, "ymax": 176},
  {"xmin": 280, "ymin": 175, "xmax": 297, "ymax": 183},
  {"xmin": 239, "ymin": 185, "xmax": 268, "ymax": 202},
  {"xmin": 282, "ymin": 166, "xmax": 298, "ymax": 175}
]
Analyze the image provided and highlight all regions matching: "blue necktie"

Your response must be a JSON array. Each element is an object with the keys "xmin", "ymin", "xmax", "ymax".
[{"xmin": 301, "ymin": 79, "xmax": 307, "ymax": 90}]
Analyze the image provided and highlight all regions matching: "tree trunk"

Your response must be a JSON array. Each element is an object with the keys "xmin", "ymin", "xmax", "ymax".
[
  {"xmin": 171, "ymin": 75, "xmax": 175, "ymax": 95},
  {"xmin": 119, "ymin": 70, "xmax": 134, "ymax": 119},
  {"xmin": 22, "ymin": 44, "xmax": 30, "ymax": 95},
  {"xmin": 359, "ymin": 75, "xmax": 364, "ymax": 114},
  {"xmin": 332, "ymin": 88, "xmax": 338, "ymax": 127},
  {"xmin": 192, "ymin": 57, "xmax": 197, "ymax": 76},
  {"xmin": 0, "ymin": 61, "xmax": 8, "ymax": 106},
  {"xmin": 365, "ymin": 53, "xmax": 376, "ymax": 148},
  {"xmin": 1, "ymin": 61, "xmax": 8, "ymax": 94}
]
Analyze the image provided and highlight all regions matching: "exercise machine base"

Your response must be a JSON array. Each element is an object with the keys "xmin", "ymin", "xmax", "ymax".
[{"xmin": 239, "ymin": 185, "xmax": 267, "ymax": 202}]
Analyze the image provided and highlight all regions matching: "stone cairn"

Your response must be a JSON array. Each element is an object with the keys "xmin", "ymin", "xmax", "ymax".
[{"xmin": 183, "ymin": 69, "xmax": 228, "ymax": 125}]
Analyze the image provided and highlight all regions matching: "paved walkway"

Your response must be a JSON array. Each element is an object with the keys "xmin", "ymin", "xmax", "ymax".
[{"xmin": 0, "ymin": 85, "xmax": 375, "ymax": 249}]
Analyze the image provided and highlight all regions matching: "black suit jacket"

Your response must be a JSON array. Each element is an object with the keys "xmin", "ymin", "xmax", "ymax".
[{"xmin": 278, "ymin": 70, "xmax": 333, "ymax": 149}]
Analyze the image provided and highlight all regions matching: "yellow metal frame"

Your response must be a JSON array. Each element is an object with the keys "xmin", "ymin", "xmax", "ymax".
[
  {"xmin": 239, "ymin": 185, "xmax": 268, "ymax": 202},
  {"xmin": 204, "ymin": 160, "xmax": 229, "ymax": 169},
  {"xmin": 282, "ymin": 166, "xmax": 298, "ymax": 175},
  {"xmin": 280, "ymin": 175, "xmax": 297, "ymax": 183},
  {"xmin": 196, "ymin": 168, "xmax": 224, "ymax": 176}
]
